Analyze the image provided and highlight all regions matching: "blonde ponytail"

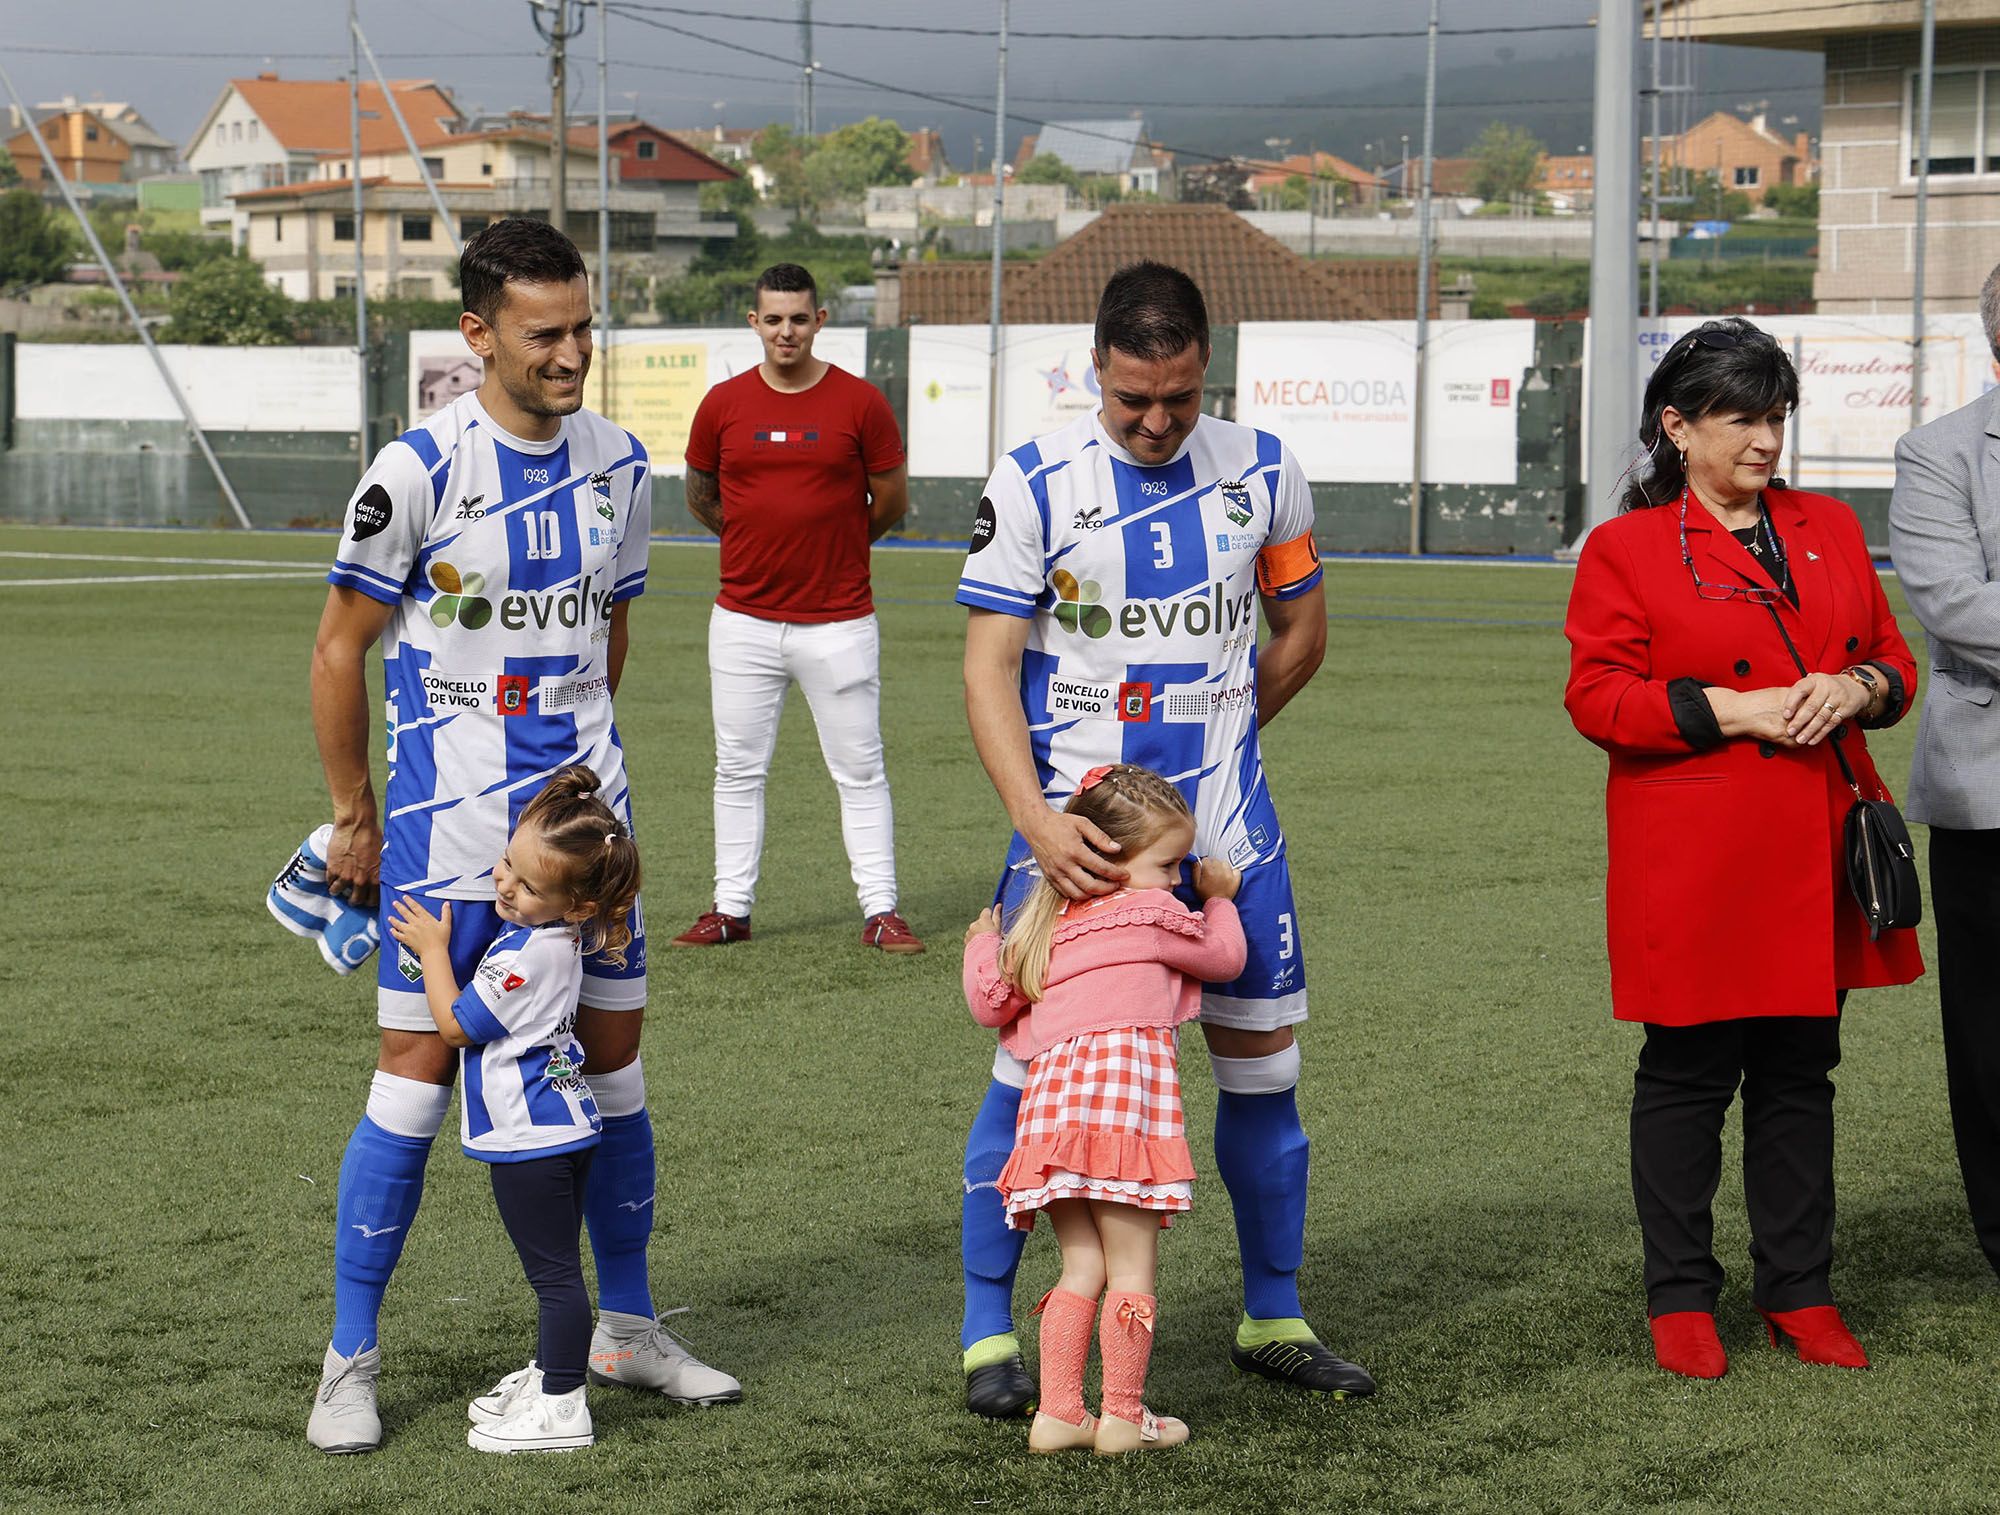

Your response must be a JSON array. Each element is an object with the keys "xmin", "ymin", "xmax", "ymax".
[{"xmin": 999, "ymin": 879, "xmax": 1065, "ymax": 1003}]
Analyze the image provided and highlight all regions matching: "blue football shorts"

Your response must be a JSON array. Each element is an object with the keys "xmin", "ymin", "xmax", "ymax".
[{"xmin": 376, "ymin": 888, "xmax": 648, "ymax": 1031}]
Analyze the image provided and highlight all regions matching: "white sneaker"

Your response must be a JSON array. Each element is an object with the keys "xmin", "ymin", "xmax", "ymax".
[
  {"xmin": 588, "ymin": 1308, "xmax": 742, "ymax": 1404},
  {"xmin": 468, "ymin": 1361, "xmax": 542, "ymax": 1425},
  {"xmin": 306, "ymin": 1343, "xmax": 382, "ymax": 1454},
  {"xmin": 466, "ymin": 1385, "xmax": 593, "ymax": 1453}
]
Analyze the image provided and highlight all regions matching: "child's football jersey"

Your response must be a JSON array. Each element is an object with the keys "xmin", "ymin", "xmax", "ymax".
[
  {"xmin": 450, "ymin": 920, "xmax": 601, "ymax": 1161},
  {"xmin": 328, "ymin": 392, "xmax": 651, "ymax": 898},
  {"xmin": 956, "ymin": 411, "xmax": 1323, "ymax": 869}
]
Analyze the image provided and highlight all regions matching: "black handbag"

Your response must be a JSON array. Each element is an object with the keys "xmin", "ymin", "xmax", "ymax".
[{"xmin": 1763, "ymin": 603, "xmax": 1922, "ymax": 940}]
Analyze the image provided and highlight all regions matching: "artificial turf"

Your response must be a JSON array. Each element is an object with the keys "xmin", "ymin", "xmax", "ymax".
[{"xmin": 1, "ymin": 526, "xmax": 1994, "ymax": 1514}]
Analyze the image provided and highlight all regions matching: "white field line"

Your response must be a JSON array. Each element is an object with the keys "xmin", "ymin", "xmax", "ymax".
[
  {"xmin": 0, "ymin": 550, "xmax": 324, "ymax": 568},
  {"xmin": 0, "ymin": 570, "xmax": 325, "ymax": 588}
]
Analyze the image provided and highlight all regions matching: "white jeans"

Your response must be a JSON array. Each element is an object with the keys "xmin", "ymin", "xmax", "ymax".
[{"xmin": 708, "ymin": 603, "xmax": 898, "ymax": 919}]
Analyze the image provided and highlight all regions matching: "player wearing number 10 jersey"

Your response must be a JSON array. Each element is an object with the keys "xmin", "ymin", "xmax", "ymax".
[
  {"xmin": 954, "ymin": 262, "xmax": 1376, "ymax": 1416},
  {"xmin": 304, "ymin": 220, "xmax": 736, "ymax": 1455}
]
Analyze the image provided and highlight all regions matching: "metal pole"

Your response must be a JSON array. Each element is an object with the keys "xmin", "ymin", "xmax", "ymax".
[
  {"xmin": 597, "ymin": 0, "xmax": 612, "ymax": 418},
  {"xmin": 802, "ymin": 0, "xmax": 815, "ymax": 138},
  {"xmin": 352, "ymin": 18, "xmax": 461, "ymax": 254},
  {"xmin": 0, "ymin": 57, "xmax": 252, "ymax": 528},
  {"xmin": 1581, "ymin": 0, "xmax": 1639, "ymax": 539},
  {"xmin": 1408, "ymin": 0, "xmax": 1438, "ymax": 556},
  {"xmin": 1646, "ymin": 5, "xmax": 1661, "ymax": 319},
  {"xmin": 551, "ymin": 6, "xmax": 568, "ymax": 237},
  {"xmin": 986, "ymin": 0, "xmax": 1009, "ymax": 470},
  {"xmin": 350, "ymin": 0, "xmax": 369, "ymax": 468},
  {"xmin": 1912, "ymin": 0, "xmax": 1936, "ymax": 429}
]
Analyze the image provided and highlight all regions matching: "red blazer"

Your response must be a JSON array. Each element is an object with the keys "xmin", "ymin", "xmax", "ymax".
[{"xmin": 1564, "ymin": 487, "xmax": 1924, "ymax": 1025}]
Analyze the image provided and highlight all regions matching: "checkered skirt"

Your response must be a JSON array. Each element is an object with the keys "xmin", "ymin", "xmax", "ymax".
[{"xmin": 998, "ymin": 1026, "xmax": 1195, "ymax": 1231}]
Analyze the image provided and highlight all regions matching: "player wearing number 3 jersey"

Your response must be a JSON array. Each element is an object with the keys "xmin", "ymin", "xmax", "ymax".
[{"xmin": 954, "ymin": 262, "xmax": 1376, "ymax": 1414}]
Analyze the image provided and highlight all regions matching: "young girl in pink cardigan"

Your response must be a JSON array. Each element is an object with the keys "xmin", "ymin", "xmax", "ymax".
[{"xmin": 962, "ymin": 763, "xmax": 1245, "ymax": 1456}]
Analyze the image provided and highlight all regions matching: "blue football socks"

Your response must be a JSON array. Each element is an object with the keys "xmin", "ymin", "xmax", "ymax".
[
  {"xmin": 583, "ymin": 1109, "xmax": 657, "ymax": 1319},
  {"xmin": 330, "ymin": 1117, "xmax": 433, "ymax": 1356},
  {"xmin": 961, "ymin": 1079, "xmax": 1028, "ymax": 1354},
  {"xmin": 1214, "ymin": 1086, "xmax": 1311, "ymax": 1323}
]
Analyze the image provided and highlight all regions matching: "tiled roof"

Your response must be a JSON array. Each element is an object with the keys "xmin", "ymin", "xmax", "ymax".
[
  {"xmin": 230, "ymin": 76, "xmax": 460, "ymax": 154},
  {"xmin": 895, "ymin": 203, "xmax": 1432, "ymax": 325},
  {"xmin": 604, "ymin": 122, "xmax": 738, "ymax": 181},
  {"xmin": 1248, "ymin": 151, "xmax": 1385, "ymax": 191}
]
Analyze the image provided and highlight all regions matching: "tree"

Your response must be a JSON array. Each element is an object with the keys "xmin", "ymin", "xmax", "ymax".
[
  {"xmin": 1469, "ymin": 121, "xmax": 1545, "ymax": 203},
  {"xmin": 806, "ymin": 117, "xmax": 916, "ymax": 205},
  {"xmin": 1762, "ymin": 182, "xmax": 1818, "ymax": 219},
  {"xmin": 0, "ymin": 154, "xmax": 20, "ymax": 189},
  {"xmin": 1278, "ymin": 174, "xmax": 1312, "ymax": 211},
  {"xmin": 161, "ymin": 256, "xmax": 296, "ymax": 344},
  {"xmin": 753, "ymin": 122, "xmax": 811, "ymax": 214},
  {"xmin": 0, "ymin": 189, "xmax": 71, "ymax": 290},
  {"xmin": 1690, "ymin": 171, "xmax": 1753, "ymax": 222},
  {"xmin": 1016, "ymin": 153, "xmax": 1080, "ymax": 192}
]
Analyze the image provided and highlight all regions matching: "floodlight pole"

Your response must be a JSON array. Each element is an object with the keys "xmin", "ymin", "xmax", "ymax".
[
  {"xmin": 352, "ymin": 15, "xmax": 462, "ymax": 254},
  {"xmin": 1582, "ymin": 0, "xmax": 1640, "ymax": 539},
  {"xmin": 0, "ymin": 56, "xmax": 252, "ymax": 527},
  {"xmin": 597, "ymin": 0, "xmax": 612, "ymax": 417},
  {"xmin": 986, "ymin": 0, "xmax": 1009, "ymax": 470},
  {"xmin": 350, "ymin": 0, "xmax": 369, "ymax": 465},
  {"xmin": 1407, "ymin": 0, "xmax": 1438, "ymax": 556},
  {"xmin": 1912, "ymin": 0, "xmax": 1936, "ymax": 429}
]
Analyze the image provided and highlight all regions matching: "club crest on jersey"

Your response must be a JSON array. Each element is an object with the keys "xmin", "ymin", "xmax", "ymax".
[
  {"xmin": 496, "ymin": 674, "xmax": 531, "ymax": 716},
  {"xmin": 589, "ymin": 472, "xmax": 614, "ymax": 520},
  {"xmin": 1218, "ymin": 480, "xmax": 1254, "ymax": 526},
  {"xmin": 1118, "ymin": 681, "xmax": 1153, "ymax": 722},
  {"xmin": 397, "ymin": 945, "xmax": 423, "ymax": 982}
]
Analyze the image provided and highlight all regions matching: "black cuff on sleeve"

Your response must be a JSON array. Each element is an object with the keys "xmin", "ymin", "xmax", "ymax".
[
  {"xmin": 1668, "ymin": 677, "xmax": 1726, "ymax": 751},
  {"xmin": 1857, "ymin": 660, "xmax": 1906, "ymax": 729}
]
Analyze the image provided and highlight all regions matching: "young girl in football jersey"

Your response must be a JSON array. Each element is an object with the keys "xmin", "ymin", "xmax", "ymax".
[
  {"xmin": 962, "ymin": 763, "xmax": 1245, "ymax": 1456},
  {"xmin": 387, "ymin": 765, "xmax": 641, "ymax": 1455}
]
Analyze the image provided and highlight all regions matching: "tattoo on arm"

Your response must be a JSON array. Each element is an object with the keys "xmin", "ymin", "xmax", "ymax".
[{"xmin": 685, "ymin": 467, "xmax": 723, "ymax": 536}]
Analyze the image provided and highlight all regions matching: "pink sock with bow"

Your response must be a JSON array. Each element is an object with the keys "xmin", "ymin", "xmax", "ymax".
[
  {"xmin": 1099, "ymin": 1291, "xmax": 1157, "ymax": 1423},
  {"xmin": 1032, "ymin": 1287, "xmax": 1098, "ymax": 1425}
]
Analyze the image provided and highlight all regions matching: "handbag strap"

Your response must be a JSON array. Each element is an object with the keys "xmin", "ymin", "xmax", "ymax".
[{"xmin": 1758, "ymin": 599, "xmax": 1864, "ymax": 797}]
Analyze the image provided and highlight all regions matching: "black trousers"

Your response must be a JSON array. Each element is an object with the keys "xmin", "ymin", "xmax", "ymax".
[
  {"xmin": 489, "ymin": 1148, "xmax": 596, "ymax": 1394},
  {"xmin": 1928, "ymin": 827, "xmax": 2000, "ymax": 1278},
  {"xmin": 1631, "ymin": 1012, "xmax": 1842, "ymax": 1316}
]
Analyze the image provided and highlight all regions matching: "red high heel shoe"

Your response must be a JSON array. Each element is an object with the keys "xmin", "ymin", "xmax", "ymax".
[
  {"xmin": 1759, "ymin": 1306, "xmax": 1869, "ymax": 1369},
  {"xmin": 1648, "ymin": 1311, "xmax": 1727, "ymax": 1379}
]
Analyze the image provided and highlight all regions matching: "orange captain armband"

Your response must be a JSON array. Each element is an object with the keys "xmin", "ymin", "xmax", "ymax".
[{"xmin": 1255, "ymin": 530, "xmax": 1322, "ymax": 598}]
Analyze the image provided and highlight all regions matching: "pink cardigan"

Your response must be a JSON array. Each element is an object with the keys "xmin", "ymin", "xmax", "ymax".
[{"xmin": 963, "ymin": 889, "xmax": 1247, "ymax": 1062}]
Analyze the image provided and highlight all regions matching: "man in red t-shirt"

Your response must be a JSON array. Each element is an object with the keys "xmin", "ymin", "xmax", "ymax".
[{"xmin": 675, "ymin": 263, "xmax": 923, "ymax": 953}]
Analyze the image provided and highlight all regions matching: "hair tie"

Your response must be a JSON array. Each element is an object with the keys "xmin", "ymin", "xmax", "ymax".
[
  {"xmin": 1076, "ymin": 764, "xmax": 1116, "ymax": 794},
  {"xmin": 604, "ymin": 831, "xmax": 618, "ymax": 846}
]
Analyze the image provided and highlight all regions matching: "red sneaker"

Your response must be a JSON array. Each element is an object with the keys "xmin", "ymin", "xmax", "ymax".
[
  {"xmin": 861, "ymin": 911, "xmax": 925, "ymax": 954},
  {"xmin": 1649, "ymin": 1311, "xmax": 1727, "ymax": 1379},
  {"xmin": 671, "ymin": 909, "xmax": 751, "ymax": 947},
  {"xmin": 1760, "ymin": 1305, "xmax": 1868, "ymax": 1369}
]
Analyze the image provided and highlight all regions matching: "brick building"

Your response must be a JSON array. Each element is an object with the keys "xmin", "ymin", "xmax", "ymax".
[
  {"xmin": 1657, "ymin": 0, "xmax": 1995, "ymax": 315},
  {"xmin": 1645, "ymin": 109, "xmax": 1814, "ymax": 206}
]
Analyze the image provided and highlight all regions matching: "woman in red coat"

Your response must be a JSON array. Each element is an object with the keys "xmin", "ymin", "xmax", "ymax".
[{"xmin": 1564, "ymin": 317, "xmax": 1923, "ymax": 1381}]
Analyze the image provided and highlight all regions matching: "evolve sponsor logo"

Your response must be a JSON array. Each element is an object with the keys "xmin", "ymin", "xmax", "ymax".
[
  {"xmin": 1051, "ymin": 568, "xmax": 1259, "ymax": 642},
  {"xmin": 497, "ymin": 574, "xmax": 614, "ymax": 634}
]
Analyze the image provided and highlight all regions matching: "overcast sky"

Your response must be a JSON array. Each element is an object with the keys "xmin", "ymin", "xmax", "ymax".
[{"xmin": 8, "ymin": 0, "xmax": 1822, "ymax": 170}]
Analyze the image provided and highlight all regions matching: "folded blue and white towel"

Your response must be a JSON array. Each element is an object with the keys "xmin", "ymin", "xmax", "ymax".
[{"xmin": 268, "ymin": 824, "xmax": 380, "ymax": 976}]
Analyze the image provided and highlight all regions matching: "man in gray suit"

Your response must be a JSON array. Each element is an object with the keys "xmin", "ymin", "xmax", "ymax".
[{"xmin": 1889, "ymin": 261, "xmax": 2000, "ymax": 1280}]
